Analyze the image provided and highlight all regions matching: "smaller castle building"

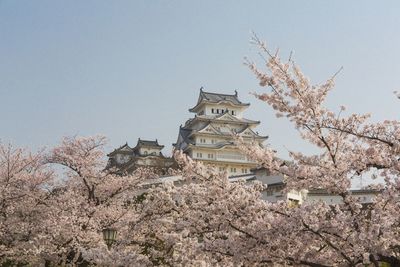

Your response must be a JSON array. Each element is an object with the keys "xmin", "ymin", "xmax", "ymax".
[{"xmin": 107, "ymin": 138, "xmax": 176, "ymax": 174}]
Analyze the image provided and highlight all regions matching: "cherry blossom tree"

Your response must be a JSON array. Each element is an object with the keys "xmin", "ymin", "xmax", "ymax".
[
  {"xmin": 1, "ymin": 36, "xmax": 400, "ymax": 266},
  {"xmin": 42, "ymin": 136, "xmax": 155, "ymax": 266},
  {"xmin": 238, "ymin": 34, "xmax": 400, "ymax": 265},
  {"xmin": 130, "ymin": 37, "xmax": 400, "ymax": 266},
  {"xmin": 0, "ymin": 136, "xmax": 154, "ymax": 266},
  {"xmin": 0, "ymin": 144, "xmax": 54, "ymax": 266}
]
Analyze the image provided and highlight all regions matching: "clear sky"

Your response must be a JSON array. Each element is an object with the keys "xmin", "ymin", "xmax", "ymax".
[{"xmin": 1, "ymin": 0, "xmax": 399, "ymax": 174}]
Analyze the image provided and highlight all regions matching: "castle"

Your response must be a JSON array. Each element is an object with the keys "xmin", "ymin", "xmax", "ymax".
[
  {"xmin": 173, "ymin": 88, "xmax": 267, "ymax": 176},
  {"xmin": 107, "ymin": 88, "xmax": 266, "ymax": 176},
  {"xmin": 106, "ymin": 88, "xmax": 378, "ymax": 204}
]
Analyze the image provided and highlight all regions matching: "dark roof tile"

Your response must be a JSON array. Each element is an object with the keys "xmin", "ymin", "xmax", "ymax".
[{"xmin": 135, "ymin": 138, "xmax": 164, "ymax": 148}]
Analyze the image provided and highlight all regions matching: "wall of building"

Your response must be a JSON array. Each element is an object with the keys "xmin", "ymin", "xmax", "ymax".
[
  {"xmin": 260, "ymin": 187, "xmax": 304, "ymax": 204},
  {"xmin": 139, "ymin": 147, "xmax": 162, "ymax": 156},
  {"xmin": 253, "ymin": 171, "xmax": 378, "ymax": 205},
  {"xmin": 306, "ymin": 192, "xmax": 376, "ymax": 204},
  {"xmin": 203, "ymin": 104, "xmax": 243, "ymax": 118},
  {"xmin": 189, "ymin": 152, "xmax": 254, "ymax": 175},
  {"xmin": 196, "ymin": 136, "xmax": 221, "ymax": 145},
  {"xmin": 191, "ymin": 147, "xmax": 254, "ymax": 164},
  {"xmin": 115, "ymin": 153, "xmax": 130, "ymax": 164}
]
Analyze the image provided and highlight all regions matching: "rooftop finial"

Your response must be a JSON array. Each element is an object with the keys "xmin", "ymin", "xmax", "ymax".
[
  {"xmin": 200, "ymin": 86, "xmax": 204, "ymax": 92},
  {"xmin": 234, "ymin": 90, "xmax": 238, "ymax": 96}
]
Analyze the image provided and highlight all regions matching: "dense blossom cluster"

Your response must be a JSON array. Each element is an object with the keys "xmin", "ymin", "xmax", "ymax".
[
  {"xmin": 0, "ymin": 136, "xmax": 154, "ymax": 266},
  {"xmin": 1, "ymin": 37, "xmax": 399, "ymax": 266},
  {"xmin": 238, "ymin": 35, "xmax": 400, "ymax": 265}
]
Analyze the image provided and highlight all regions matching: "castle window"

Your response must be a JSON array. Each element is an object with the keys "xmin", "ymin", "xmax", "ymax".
[
  {"xmin": 208, "ymin": 154, "xmax": 214, "ymax": 159},
  {"xmin": 196, "ymin": 153, "xmax": 202, "ymax": 158},
  {"xmin": 212, "ymin": 108, "xmax": 214, "ymax": 113},
  {"xmin": 231, "ymin": 110, "xmax": 235, "ymax": 115},
  {"xmin": 230, "ymin": 167, "xmax": 236, "ymax": 173}
]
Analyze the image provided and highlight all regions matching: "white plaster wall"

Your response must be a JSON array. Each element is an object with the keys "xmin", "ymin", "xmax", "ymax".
[
  {"xmin": 305, "ymin": 193, "xmax": 376, "ymax": 204},
  {"xmin": 140, "ymin": 148, "xmax": 162, "ymax": 155},
  {"xmin": 204, "ymin": 104, "xmax": 242, "ymax": 117},
  {"xmin": 115, "ymin": 154, "xmax": 130, "ymax": 164}
]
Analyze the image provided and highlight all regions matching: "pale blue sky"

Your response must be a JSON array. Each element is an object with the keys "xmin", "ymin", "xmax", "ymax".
[{"xmin": 1, "ymin": 0, "xmax": 399, "ymax": 168}]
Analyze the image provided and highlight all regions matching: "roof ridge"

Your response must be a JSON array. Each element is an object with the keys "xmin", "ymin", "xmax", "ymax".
[
  {"xmin": 139, "ymin": 139, "xmax": 158, "ymax": 142},
  {"xmin": 201, "ymin": 90, "xmax": 238, "ymax": 97},
  {"xmin": 199, "ymin": 87, "xmax": 209, "ymax": 100}
]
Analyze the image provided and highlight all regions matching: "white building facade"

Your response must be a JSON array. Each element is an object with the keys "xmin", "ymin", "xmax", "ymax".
[{"xmin": 253, "ymin": 168, "xmax": 379, "ymax": 205}]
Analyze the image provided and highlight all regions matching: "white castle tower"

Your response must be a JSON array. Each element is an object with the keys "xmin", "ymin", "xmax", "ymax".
[{"xmin": 173, "ymin": 88, "xmax": 267, "ymax": 176}]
